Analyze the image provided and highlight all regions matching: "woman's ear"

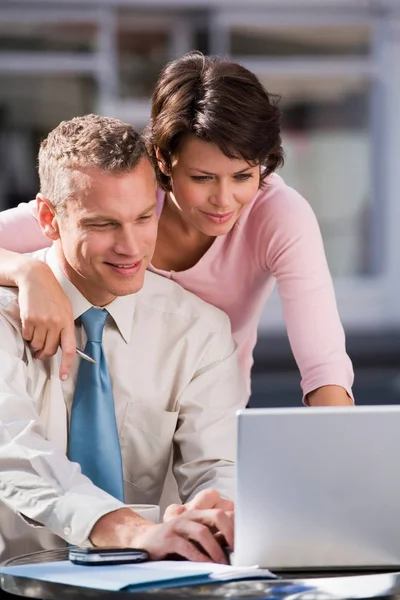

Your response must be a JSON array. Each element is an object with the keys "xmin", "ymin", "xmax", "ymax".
[
  {"xmin": 155, "ymin": 148, "xmax": 170, "ymax": 176},
  {"xmin": 36, "ymin": 194, "xmax": 60, "ymax": 241}
]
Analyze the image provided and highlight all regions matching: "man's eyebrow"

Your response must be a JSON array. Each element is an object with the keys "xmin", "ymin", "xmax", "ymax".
[
  {"xmin": 79, "ymin": 203, "xmax": 157, "ymax": 224},
  {"xmin": 79, "ymin": 215, "xmax": 119, "ymax": 225},
  {"xmin": 138, "ymin": 202, "xmax": 157, "ymax": 217},
  {"xmin": 188, "ymin": 166, "xmax": 254, "ymax": 175}
]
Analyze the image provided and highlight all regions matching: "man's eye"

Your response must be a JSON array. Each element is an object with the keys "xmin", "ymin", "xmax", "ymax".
[
  {"xmin": 90, "ymin": 223, "xmax": 114, "ymax": 228},
  {"xmin": 138, "ymin": 215, "xmax": 152, "ymax": 222}
]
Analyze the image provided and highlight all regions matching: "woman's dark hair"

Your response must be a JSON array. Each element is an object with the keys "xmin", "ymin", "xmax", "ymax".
[{"xmin": 144, "ymin": 51, "xmax": 284, "ymax": 191}]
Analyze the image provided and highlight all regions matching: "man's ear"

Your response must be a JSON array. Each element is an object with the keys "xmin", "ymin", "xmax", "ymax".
[
  {"xmin": 36, "ymin": 194, "xmax": 60, "ymax": 241},
  {"xmin": 155, "ymin": 148, "xmax": 170, "ymax": 176}
]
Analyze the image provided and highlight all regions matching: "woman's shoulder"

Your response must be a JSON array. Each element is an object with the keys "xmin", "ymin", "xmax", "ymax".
[
  {"xmin": 248, "ymin": 173, "xmax": 312, "ymax": 218},
  {"xmin": 237, "ymin": 173, "xmax": 321, "ymax": 271},
  {"xmin": 241, "ymin": 173, "xmax": 317, "ymax": 238}
]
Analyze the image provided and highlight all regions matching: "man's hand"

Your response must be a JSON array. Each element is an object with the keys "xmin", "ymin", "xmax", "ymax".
[
  {"xmin": 90, "ymin": 505, "xmax": 234, "ymax": 563},
  {"xmin": 163, "ymin": 489, "xmax": 234, "ymax": 521}
]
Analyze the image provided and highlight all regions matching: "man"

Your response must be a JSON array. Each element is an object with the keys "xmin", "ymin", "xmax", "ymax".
[{"xmin": 0, "ymin": 115, "xmax": 246, "ymax": 563}]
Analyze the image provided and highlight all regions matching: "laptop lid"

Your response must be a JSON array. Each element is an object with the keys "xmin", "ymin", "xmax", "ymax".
[{"xmin": 234, "ymin": 406, "xmax": 400, "ymax": 570}]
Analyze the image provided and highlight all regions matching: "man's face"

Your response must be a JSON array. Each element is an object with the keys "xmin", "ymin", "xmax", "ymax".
[{"xmin": 52, "ymin": 157, "xmax": 158, "ymax": 306}]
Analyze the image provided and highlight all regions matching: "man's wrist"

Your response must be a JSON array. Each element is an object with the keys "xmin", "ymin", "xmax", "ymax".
[{"xmin": 89, "ymin": 507, "xmax": 155, "ymax": 547}]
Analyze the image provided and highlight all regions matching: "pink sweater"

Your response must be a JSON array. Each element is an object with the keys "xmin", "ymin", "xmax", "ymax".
[{"xmin": 0, "ymin": 173, "xmax": 353, "ymax": 397}]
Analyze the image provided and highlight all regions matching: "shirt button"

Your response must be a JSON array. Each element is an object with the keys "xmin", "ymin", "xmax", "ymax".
[{"xmin": 64, "ymin": 526, "xmax": 71, "ymax": 537}]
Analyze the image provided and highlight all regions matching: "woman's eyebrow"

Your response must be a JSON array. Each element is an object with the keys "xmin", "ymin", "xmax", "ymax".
[{"xmin": 188, "ymin": 166, "xmax": 254, "ymax": 175}]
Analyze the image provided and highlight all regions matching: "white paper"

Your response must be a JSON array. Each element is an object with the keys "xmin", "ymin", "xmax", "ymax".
[{"xmin": 0, "ymin": 559, "xmax": 260, "ymax": 591}]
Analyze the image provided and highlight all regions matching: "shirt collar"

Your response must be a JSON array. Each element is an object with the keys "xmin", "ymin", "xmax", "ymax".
[{"xmin": 45, "ymin": 246, "xmax": 136, "ymax": 344}]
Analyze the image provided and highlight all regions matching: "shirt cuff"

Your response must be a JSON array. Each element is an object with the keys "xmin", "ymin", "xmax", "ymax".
[{"xmin": 46, "ymin": 484, "xmax": 125, "ymax": 546}]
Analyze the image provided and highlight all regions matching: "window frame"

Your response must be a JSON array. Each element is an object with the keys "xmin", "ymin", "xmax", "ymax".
[{"xmin": 209, "ymin": 7, "xmax": 400, "ymax": 333}]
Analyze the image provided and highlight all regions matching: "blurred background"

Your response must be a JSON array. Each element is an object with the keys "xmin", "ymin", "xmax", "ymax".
[{"xmin": 0, "ymin": 0, "xmax": 399, "ymax": 407}]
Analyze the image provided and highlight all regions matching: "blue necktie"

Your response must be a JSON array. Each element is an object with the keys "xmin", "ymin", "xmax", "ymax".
[{"xmin": 68, "ymin": 307, "xmax": 124, "ymax": 501}]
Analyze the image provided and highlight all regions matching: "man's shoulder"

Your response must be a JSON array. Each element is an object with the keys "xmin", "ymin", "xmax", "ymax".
[
  {"xmin": 139, "ymin": 271, "xmax": 231, "ymax": 335},
  {"xmin": 0, "ymin": 249, "xmax": 50, "ymax": 334}
]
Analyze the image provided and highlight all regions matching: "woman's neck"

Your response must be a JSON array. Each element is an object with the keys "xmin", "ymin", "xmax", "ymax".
[
  {"xmin": 152, "ymin": 193, "xmax": 216, "ymax": 272},
  {"xmin": 163, "ymin": 193, "xmax": 210, "ymax": 240}
]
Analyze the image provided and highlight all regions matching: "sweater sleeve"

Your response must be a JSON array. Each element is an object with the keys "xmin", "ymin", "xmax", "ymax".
[
  {"xmin": 255, "ymin": 178, "xmax": 354, "ymax": 400},
  {"xmin": 0, "ymin": 201, "xmax": 51, "ymax": 253}
]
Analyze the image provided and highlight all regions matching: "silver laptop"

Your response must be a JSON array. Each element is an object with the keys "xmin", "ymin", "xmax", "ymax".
[{"xmin": 234, "ymin": 406, "xmax": 400, "ymax": 570}]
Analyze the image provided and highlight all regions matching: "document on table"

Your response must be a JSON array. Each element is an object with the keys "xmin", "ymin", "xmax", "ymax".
[{"xmin": 0, "ymin": 559, "xmax": 276, "ymax": 592}]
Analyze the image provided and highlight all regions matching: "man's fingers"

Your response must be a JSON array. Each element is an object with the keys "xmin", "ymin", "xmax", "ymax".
[
  {"xmin": 189, "ymin": 509, "xmax": 234, "ymax": 551},
  {"xmin": 217, "ymin": 499, "xmax": 234, "ymax": 512},
  {"xmin": 167, "ymin": 537, "xmax": 213, "ymax": 563},
  {"xmin": 186, "ymin": 489, "xmax": 221, "ymax": 511},
  {"xmin": 163, "ymin": 503, "xmax": 185, "ymax": 522},
  {"xmin": 172, "ymin": 519, "xmax": 227, "ymax": 564},
  {"xmin": 186, "ymin": 489, "xmax": 234, "ymax": 512},
  {"xmin": 59, "ymin": 327, "xmax": 77, "ymax": 380}
]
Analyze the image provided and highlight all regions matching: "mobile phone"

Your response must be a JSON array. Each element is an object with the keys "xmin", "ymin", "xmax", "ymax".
[{"xmin": 69, "ymin": 547, "xmax": 149, "ymax": 566}]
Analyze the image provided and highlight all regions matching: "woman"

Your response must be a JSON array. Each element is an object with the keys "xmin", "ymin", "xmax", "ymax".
[{"xmin": 0, "ymin": 51, "xmax": 353, "ymax": 405}]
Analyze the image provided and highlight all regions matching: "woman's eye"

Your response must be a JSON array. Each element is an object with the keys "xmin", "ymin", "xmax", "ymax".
[
  {"xmin": 190, "ymin": 175, "xmax": 212, "ymax": 182},
  {"xmin": 235, "ymin": 173, "xmax": 253, "ymax": 181}
]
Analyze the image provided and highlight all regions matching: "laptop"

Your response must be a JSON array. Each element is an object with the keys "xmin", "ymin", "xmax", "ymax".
[{"xmin": 233, "ymin": 406, "xmax": 400, "ymax": 571}]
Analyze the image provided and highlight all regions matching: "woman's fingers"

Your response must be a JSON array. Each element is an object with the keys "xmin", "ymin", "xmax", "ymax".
[
  {"xmin": 59, "ymin": 326, "xmax": 77, "ymax": 380},
  {"xmin": 18, "ymin": 261, "xmax": 75, "ymax": 378},
  {"xmin": 28, "ymin": 326, "xmax": 47, "ymax": 355}
]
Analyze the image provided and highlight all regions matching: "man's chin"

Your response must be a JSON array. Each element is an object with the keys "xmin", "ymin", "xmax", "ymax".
[{"xmin": 107, "ymin": 276, "xmax": 145, "ymax": 298}]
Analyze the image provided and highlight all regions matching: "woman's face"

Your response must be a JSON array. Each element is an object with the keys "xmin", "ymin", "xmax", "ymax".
[{"xmin": 165, "ymin": 136, "xmax": 260, "ymax": 237}]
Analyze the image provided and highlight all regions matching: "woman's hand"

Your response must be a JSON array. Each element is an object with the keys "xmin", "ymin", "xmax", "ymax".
[{"xmin": 17, "ymin": 259, "xmax": 76, "ymax": 380}]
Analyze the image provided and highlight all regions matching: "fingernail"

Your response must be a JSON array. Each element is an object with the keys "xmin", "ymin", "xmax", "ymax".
[{"xmin": 61, "ymin": 374, "xmax": 69, "ymax": 381}]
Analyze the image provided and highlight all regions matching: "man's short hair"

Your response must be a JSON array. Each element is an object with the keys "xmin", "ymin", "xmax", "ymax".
[{"xmin": 38, "ymin": 114, "xmax": 147, "ymax": 212}]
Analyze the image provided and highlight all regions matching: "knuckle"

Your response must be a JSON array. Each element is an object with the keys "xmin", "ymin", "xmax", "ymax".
[
  {"xmin": 193, "ymin": 524, "xmax": 208, "ymax": 539},
  {"xmin": 64, "ymin": 347, "xmax": 76, "ymax": 357}
]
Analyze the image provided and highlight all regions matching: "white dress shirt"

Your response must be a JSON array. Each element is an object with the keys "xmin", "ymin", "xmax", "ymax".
[{"xmin": 0, "ymin": 247, "xmax": 246, "ymax": 561}]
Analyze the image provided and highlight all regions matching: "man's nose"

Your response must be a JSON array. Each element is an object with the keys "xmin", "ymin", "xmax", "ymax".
[{"xmin": 113, "ymin": 227, "xmax": 140, "ymax": 255}]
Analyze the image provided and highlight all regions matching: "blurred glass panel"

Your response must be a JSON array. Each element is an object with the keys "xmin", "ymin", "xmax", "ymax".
[
  {"xmin": 231, "ymin": 25, "xmax": 370, "ymax": 57},
  {"xmin": 0, "ymin": 74, "xmax": 95, "ymax": 210},
  {"xmin": 118, "ymin": 11, "xmax": 171, "ymax": 99},
  {"xmin": 0, "ymin": 21, "xmax": 97, "ymax": 53},
  {"xmin": 261, "ymin": 74, "xmax": 371, "ymax": 277}
]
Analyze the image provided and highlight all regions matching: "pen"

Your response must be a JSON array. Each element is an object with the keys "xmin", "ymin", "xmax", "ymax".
[{"xmin": 76, "ymin": 348, "xmax": 96, "ymax": 364}]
